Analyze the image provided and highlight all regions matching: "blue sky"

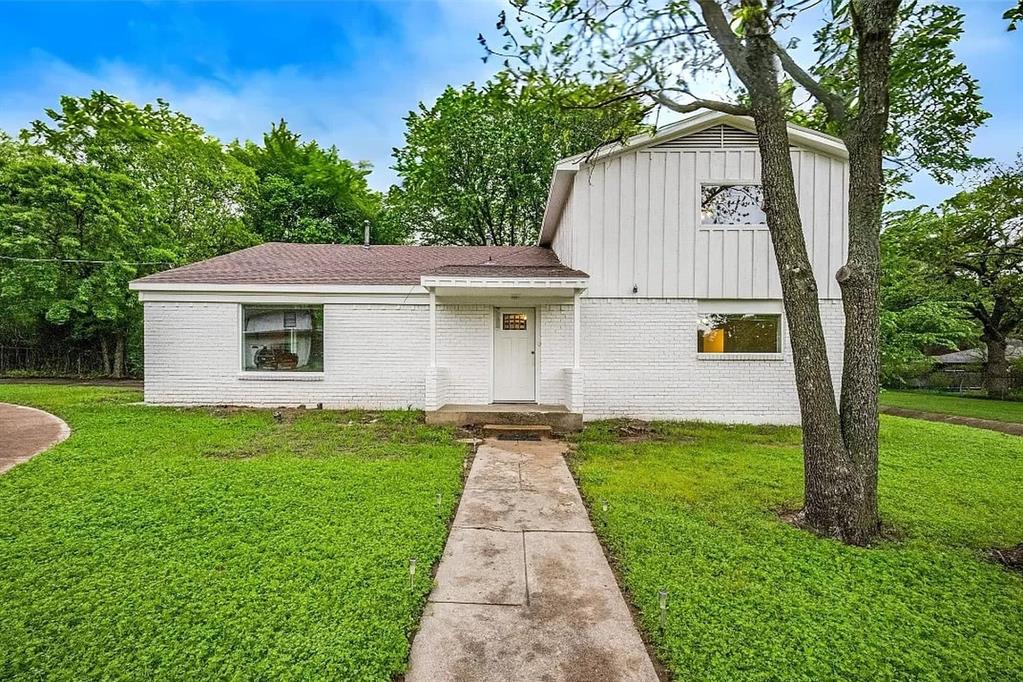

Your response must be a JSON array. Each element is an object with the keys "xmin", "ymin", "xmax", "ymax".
[{"xmin": 0, "ymin": 0, "xmax": 1019, "ymax": 206}]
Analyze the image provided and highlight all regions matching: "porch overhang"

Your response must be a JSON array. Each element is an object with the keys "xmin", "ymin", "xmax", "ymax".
[
  {"xmin": 420, "ymin": 272, "xmax": 587, "ymax": 412},
  {"xmin": 419, "ymin": 274, "xmax": 588, "ymax": 300}
]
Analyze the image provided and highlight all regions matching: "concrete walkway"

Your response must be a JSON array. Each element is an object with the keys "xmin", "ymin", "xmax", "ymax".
[
  {"xmin": 880, "ymin": 405, "xmax": 1023, "ymax": 436},
  {"xmin": 407, "ymin": 439, "xmax": 658, "ymax": 682},
  {"xmin": 0, "ymin": 403, "xmax": 71, "ymax": 474}
]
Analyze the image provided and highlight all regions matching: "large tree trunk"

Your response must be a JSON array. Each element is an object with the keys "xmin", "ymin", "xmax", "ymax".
[
  {"xmin": 698, "ymin": 0, "xmax": 897, "ymax": 544},
  {"xmin": 747, "ymin": 100, "xmax": 856, "ymax": 539},
  {"xmin": 112, "ymin": 333, "xmax": 126, "ymax": 379},
  {"xmin": 984, "ymin": 336, "xmax": 1010, "ymax": 399},
  {"xmin": 99, "ymin": 336, "xmax": 112, "ymax": 376},
  {"xmin": 830, "ymin": 0, "xmax": 901, "ymax": 542}
]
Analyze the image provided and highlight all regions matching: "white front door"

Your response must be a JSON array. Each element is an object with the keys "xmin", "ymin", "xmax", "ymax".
[{"xmin": 493, "ymin": 308, "xmax": 536, "ymax": 402}]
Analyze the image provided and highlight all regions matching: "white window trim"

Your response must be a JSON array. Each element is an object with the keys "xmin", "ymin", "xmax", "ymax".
[
  {"xmin": 698, "ymin": 180, "xmax": 768, "ymax": 230},
  {"xmin": 695, "ymin": 302, "xmax": 786, "ymax": 360},
  {"xmin": 238, "ymin": 303, "xmax": 326, "ymax": 377}
]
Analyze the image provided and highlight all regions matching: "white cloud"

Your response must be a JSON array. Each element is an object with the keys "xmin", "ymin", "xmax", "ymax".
[{"xmin": 0, "ymin": 3, "xmax": 501, "ymax": 191}]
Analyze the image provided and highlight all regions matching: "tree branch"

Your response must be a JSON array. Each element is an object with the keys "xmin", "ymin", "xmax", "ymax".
[
  {"xmin": 653, "ymin": 92, "xmax": 750, "ymax": 116},
  {"xmin": 770, "ymin": 38, "xmax": 849, "ymax": 125},
  {"xmin": 695, "ymin": 0, "xmax": 753, "ymax": 84}
]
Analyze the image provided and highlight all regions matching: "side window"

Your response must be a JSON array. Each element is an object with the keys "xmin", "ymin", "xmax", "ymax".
[
  {"xmin": 697, "ymin": 313, "xmax": 781, "ymax": 354},
  {"xmin": 242, "ymin": 305, "xmax": 324, "ymax": 372},
  {"xmin": 700, "ymin": 184, "xmax": 767, "ymax": 227}
]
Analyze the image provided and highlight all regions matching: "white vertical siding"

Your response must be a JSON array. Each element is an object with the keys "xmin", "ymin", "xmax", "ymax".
[{"xmin": 550, "ymin": 145, "xmax": 848, "ymax": 300}]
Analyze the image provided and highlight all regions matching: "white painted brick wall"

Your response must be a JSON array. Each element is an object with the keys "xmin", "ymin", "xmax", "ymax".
[
  {"xmin": 538, "ymin": 304, "xmax": 574, "ymax": 406},
  {"xmin": 579, "ymin": 298, "xmax": 845, "ymax": 424},
  {"xmin": 142, "ymin": 297, "xmax": 845, "ymax": 425},
  {"xmin": 144, "ymin": 302, "xmax": 429, "ymax": 408},
  {"xmin": 436, "ymin": 305, "xmax": 491, "ymax": 405}
]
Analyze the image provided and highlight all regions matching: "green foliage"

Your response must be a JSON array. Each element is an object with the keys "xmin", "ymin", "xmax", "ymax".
[
  {"xmin": 230, "ymin": 121, "xmax": 390, "ymax": 244},
  {"xmin": 880, "ymin": 210, "xmax": 977, "ymax": 385},
  {"xmin": 1005, "ymin": 0, "xmax": 1023, "ymax": 30},
  {"xmin": 1, "ymin": 93, "xmax": 387, "ymax": 377},
  {"xmin": 880, "ymin": 389, "xmax": 1023, "ymax": 423},
  {"xmin": 883, "ymin": 161, "xmax": 1023, "ymax": 370},
  {"xmin": 0, "ymin": 384, "xmax": 466, "ymax": 680},
  {"xmin": 0, "ymin": 93, "xmax": 258, "ymax": 374},
  {"xmin": 571, "ymin": 418, "xmax": 1023, "ymax": 680},
  {"xmin": 804, "ymin": 2, "xmax": 990, "ymax": 192},
  {"xmin": 388, "ymin": 72, "xmax": 646, "ymax": 245}
]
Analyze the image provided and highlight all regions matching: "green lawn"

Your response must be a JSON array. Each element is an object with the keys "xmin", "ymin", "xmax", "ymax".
[
  {"xmin": 880, "ymin": 389, "xmax": 1023, "ymax": 423},
  {"xmin": 0, "ymin": 384, "xmax": 467, "ymax": 680},
  {"xmin": 572, "ymin": 417, "xmax": 1023, "ymax": 681}
]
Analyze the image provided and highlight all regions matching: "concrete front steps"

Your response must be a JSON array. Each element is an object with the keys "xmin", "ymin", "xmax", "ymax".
[{"xmin": 425, "ymin": 404, "xmax": 583, "ymax": 434}]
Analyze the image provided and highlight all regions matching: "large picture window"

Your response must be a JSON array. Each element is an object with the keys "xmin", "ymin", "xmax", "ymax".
[
  {"xmin": 697, "ymin": 313, "xmax": 781, "ymax": 354},
  {"xmin": 701, "ymin": 184, "xmax": 767, "ymax": 227},
  {"xmin": 242, "ymin": 305, "xmax": 324, "ymax": 372}
]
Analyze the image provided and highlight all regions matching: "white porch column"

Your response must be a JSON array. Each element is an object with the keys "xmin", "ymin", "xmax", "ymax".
[
  {"xmin": 425, "ymin": 289, "xmax": 443, "ymax": 410},
  {"xmin": 573, "ymin": 290, "xmax": 581, "ymax": 369},
  {"xmin": 429, "ymin": 290, "xmax": 437, "ymax": 368}
]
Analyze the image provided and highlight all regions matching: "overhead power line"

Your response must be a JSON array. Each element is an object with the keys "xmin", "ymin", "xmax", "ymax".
[{"xmin": 0, "ymin": 256, "xmax": 173, "ymax": 266}]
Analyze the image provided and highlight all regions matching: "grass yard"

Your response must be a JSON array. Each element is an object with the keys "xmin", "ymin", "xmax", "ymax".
[
  {"xmin": 880, "ymin": 388, "xmax": 1023, "ymax": 423},
  {"xmin": 0, "ymin": 384, "xmax": 467, "ymax": 680},
  {"xmin": 573, "ymin": 417, "xmax": 1023, "ymax": 681}
]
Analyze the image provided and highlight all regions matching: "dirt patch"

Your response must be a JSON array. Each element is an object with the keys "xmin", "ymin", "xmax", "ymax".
[
  {"xmin": 990, "ymin": 543, "xmax": 1023, "ymax": 573},
  {"xmin": 606, "ymin": 419, "xmax": 662, "ymax": 443},
  {"xmin": 880, "ymin": 406, "xmax": 1023, "ymax": 437},
  {"xmin": 776, "ymin": 505, "xmax": 902, "ymax": 545}
]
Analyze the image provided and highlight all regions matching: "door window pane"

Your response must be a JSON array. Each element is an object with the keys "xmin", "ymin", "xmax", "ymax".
[
  {"xmin": 701, "ymin": 184, "xmax": 767, "ymax": 226},
  {"xmin": 502, "ymin": 313, "xmax": 527, "ymax": 331},
  {"xmin": 697, "ymin": 313, "xmax": 780, "ymax": 353},
  {"xmin": 242, "ymin": 305, "xmax": 324, "ymax": 371}
]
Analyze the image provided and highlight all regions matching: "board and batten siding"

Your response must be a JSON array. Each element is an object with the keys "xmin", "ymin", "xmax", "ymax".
[{"xmin": 551, "ymin": 145, "xmax": 848, "ymax": 300}]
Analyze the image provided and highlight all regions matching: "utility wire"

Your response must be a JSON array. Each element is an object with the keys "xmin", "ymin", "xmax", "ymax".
[{"xmin": 0, "ymin": 256, "xmax": 173, "ymax": 266}]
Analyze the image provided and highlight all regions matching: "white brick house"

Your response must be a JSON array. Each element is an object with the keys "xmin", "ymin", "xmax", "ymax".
[{"xmin": 130, "ymin": 110, "xmax": 848, "ymax": 426}]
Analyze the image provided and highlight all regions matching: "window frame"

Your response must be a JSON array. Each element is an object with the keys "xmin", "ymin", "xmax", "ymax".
[
  {"xmin": 695, "ymin": 307, "xmax": 785, "ymax": 361},
  {"xmin": 698, "ymin": 181, "xmax": 768, "ymax": 230},
  {"xmin": 238, "ymin": 303, "xmax": 326, "ymax": 379}
]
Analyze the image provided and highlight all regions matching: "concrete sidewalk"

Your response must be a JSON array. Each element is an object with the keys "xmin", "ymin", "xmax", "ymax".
[{"xmin": 407, "ymin": 439, "xmax": 659, "ymax": 682}]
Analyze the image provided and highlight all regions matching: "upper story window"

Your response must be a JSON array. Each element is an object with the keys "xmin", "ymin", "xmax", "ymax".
[
  {"xmin": 700, "ymin": 184, "xmax": 767, "ymax": 228},
  {"xmin": 697, "ymin": 313, "xmax": 781, "ymax": 354},
  {"xmin": 242, "ymin": 305, "xmax": 324, "ymax": 372}
]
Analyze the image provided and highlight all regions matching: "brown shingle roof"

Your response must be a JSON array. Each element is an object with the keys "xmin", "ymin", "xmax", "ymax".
[{"xmin": 132, "ymin": 243, "xmax": 587, "ymax": 286}]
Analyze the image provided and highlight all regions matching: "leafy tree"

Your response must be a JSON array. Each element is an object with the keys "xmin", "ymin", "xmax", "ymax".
[
  {"xmin": 883, "ymin": 162, "xmax": 1023, "ymax": 398},
  {"xmin": 388, "ymin": 73, "xmax": 646, "ymax": 245},
  {"xmin": 0, "ymin": 92, "xmax": 255, "ymax": 376},
  {"xmin": 879, "ymin": 217, "xmax": 977, "ymax": 385},
  {"xmin": 230, "ymin": 121, "xmax": 389, "ymax": 245},
  {"xmin": 491, "ymin": 0, "xmax": 986, "ymax": 544},
  {"xmin": 802, "ymin": 2, "xmax": 988, "ymax": 194}
]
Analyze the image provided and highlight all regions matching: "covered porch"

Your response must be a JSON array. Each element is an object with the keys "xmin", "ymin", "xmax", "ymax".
[{"xmin": 420, "ymin": 268, "xmax": 587, "ymax": 424}]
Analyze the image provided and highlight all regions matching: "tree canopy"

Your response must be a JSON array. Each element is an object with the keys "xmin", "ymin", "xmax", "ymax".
[
  {"xmin": 485, "ymin": 0, "xmax": 989, "ymax": 545},
  {"xmin": 229, "ymin": 121, "xmax": 389, "ymax": 245},
  {"xmin": 0, "ymin": 92, "xmax": 385, "ymax": 377},
  {"xmin": 882, "ymin": 160, "xmax": 1023, "ymax": 396},
  {"xmin": 386, "ymin": 73, "xmax": 646, "ymax": 245}
]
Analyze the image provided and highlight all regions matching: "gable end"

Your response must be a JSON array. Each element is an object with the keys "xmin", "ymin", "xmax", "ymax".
[{"xmin": 652, "ymin": 124, "xmax": 782, "ymax": 150}]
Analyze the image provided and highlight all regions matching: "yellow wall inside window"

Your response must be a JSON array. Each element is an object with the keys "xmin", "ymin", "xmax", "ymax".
[{"xmin": 703, "ymin": 328, "xmax": 725, "ymax": 353}]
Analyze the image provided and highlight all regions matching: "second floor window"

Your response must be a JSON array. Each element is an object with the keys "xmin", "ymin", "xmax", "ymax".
[{"xmin": 701, "ymin": 184, "xmax": 767, "ymax": 228}]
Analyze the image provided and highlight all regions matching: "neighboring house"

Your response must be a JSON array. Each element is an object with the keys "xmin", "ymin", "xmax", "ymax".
[
  {"xmin": 923, "ymin": 340, "xmax": 1023, "ymax": 391},
  {"xmin": 130, "ymin": 110, "xmax": 848, "ymax": 425}
]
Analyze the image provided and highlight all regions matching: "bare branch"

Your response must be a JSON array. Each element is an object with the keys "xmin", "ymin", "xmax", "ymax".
[
  {"xmin": 771, "ymin": 38, "xmax": 849, "ymax": 124},
  {"xmin": 653, "ymin": 92, "xmax": 750, "ymax": 116},
  {"xmin": 695, "ymin": 0, "xmax": 752, "ymax": 84}
]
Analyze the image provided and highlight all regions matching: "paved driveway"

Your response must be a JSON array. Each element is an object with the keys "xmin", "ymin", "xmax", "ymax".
[{"xmin": 0, "ymin": 403, "xmax": 71, "ymax": 474}]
